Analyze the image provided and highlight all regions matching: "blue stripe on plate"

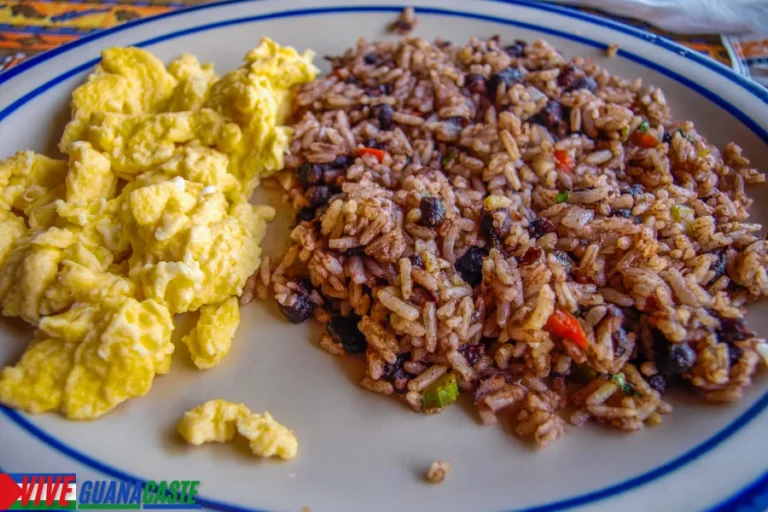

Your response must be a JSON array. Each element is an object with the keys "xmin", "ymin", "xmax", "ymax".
[
  {"xmin": 0, "ymin": 4, "xmax": 766, "ymax": 512},
  {"xmin": 708, "ymin": 471, "xmax": 768, "ymax": 512}
]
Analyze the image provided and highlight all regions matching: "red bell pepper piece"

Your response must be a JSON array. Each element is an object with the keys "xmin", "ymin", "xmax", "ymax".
[
  {"xmin": 630, "ymin": 131, "xmax": 659, "ymax": 148},
  {"xmin": 355, "ymin": 147, "xmax": 388, "ymax": 163},
  {"xmin": 545, "ymin": 308, "xmax": 589, "ymax": 349},
  {"xmin": 553, "ymin": 149, "xmax": 575, "ymax": 172}
]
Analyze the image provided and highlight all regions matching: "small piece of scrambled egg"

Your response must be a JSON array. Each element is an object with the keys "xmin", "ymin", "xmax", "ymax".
[
  {"xmin": 0, "ymin": 38, "xmax": 318, "ymax": 419},
  {"xmin": 181, "ymin": 297, "xmax": 240, "ymax": 370},
  {"xmin": 177, "ymin": 399, "xmax": 298, "ymax": 460}
]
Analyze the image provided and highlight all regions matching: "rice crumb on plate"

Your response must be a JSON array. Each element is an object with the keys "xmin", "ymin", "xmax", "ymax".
[
  {"xmin": 426, "ymin": 461, "xmax": 452, "ymax": 484},
  {"xmin": 390, "ymin": 7, "xmax": 417, "ymax": 35}
]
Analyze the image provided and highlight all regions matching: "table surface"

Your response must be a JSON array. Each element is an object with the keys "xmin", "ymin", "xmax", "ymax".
[{"xmin": 0, "ymin": 0, "xmax": 736, "ymax": 73}]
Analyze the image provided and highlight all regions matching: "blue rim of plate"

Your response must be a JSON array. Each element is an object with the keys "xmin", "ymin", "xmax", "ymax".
[{"xmin": 0, "ymin": 2, "xmax": 766, "ymax": 511}]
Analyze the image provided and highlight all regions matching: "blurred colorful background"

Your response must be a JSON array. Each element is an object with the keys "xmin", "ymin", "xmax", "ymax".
[{"xmin": 0, "ymin": 0, "xmax": 765, "ymax": 83}]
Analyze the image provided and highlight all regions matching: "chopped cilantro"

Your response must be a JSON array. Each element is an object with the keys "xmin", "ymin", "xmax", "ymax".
[
  {"xmin": 638, "ymin": 120, "xmax": 650, "ymax": 133},
  {"xmin": 442, "ymin": 147, "xmax": 458, "ymax": 166},
  {"xmin": 611, "ymin": 373, "xmax": 635, "ymax": 395},
  {"xmin": 556, "ymin": 191, "xmax": 569, "ymax": 204},
  {"xmin": 677, "ymin": 129, "xmax": 695, "ymax": 143}
]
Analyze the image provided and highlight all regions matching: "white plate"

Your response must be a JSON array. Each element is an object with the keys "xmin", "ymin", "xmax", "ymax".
[{"xmin": 1, "ymin": 1, "xmax": 767, "ymax": 511}]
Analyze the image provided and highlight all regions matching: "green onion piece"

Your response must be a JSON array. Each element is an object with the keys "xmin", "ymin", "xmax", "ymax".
[
  {"xmin": 671, "ymin": 205, "xmax": 695, "ymax": 223},
  {"xmin": 611, "ymin": 373, "xmax": 635, "ymax": 395},
  {"xmin": 442, "ymin": 147, "xmax": 458, "ymax": 166},
  {"xmin": 620, "ymin": 125, "xmax": 630, "ymax": 141},
  {"xmin": 638, "ymin": 120, "xmax": 650, "ymax": 133},
  {"xmin": 556, "ymin": 191, "xmax": 569, "ymax": 204},
  {"xmin": 697, "ymin": 148, "xmax": 711, "ymax": 157},
  {"xmin": 422, "ymin": 373, "xmax": 459, "ymax": 410},
  {"xmin": 677, "ymin": 129, "xmax": 695, "ymax": 143}
]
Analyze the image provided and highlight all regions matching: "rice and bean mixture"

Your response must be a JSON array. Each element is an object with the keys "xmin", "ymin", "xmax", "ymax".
[{"xmin": 250, "ymin": 35, "xmax": 768, "ymax": 447}]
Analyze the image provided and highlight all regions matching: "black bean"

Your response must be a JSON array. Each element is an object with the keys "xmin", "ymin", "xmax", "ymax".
[
  {"xmin": 364, "ymin": 138, "xmax": 380, "ymax": 149},
  {"xmin": 326, "ymin": 314, "xmax": 367, "ymax": 353},
  {"xmin": 627, "ymin": 184, "xmax": 645, "ymax": 196},
  {"xmin": 648, "ymin": 374, "xmax": 667, "ymax": 394},
  {"xmin": 531, "ymin": 100, "xmax": 568, "ymax": 139},
  {"xmin": 418, "ymin": 196, "xmax": 446, "ymax": 227},
  {"xmin": 552, "ymin": 250, "xmax": 573, "ymax": 273},
  {"xmin": 382, "ymin": 353, "xmax": 413, "ymax": 383},
  {"xmin": 346, "ymin": 75, "xmax": 358, "ymax": 85},
  {"xmin": 487, "ymin": 67, "xmax": 524, "ymax": 100},
  {"xmin": 372, "ymin": 103, "xmax": 394, "ymax": 130},
  {"xmin": 296, "ymin": 162, "xmax": 322, "ymax": 187},
  {"xmin": 504, "ymin": 40, "xmax": 527, "ymax": 58},
  {"xmin": 408, "ymin": 253, "xmax": 423, "ymax": 268},
  {"xmin": 332, "ymin": 155, "xmax": 353, "ymax": 169},
  {"xmin": 465, "ymin": 73, "xmax": 487, "ymax": 95},
  {"xmin": 727, "ymin": 344, "xmax": 743, "ymax": 366},
  {"xmin": 709, "ymin": 252, "xmax": 728, "ymax": 284},
  {"xmin": 459, "ymin": 343, "xmax": 486, "ymax": 366},
  {"xmin": 662, "ymin": 131, "xmax": 673, "ymax": 144},
  {"xmin": 364, "ymin": 53, "xmax": 380, "ymax": 65},
  {"xmin": 481, "ymin": 209, "xmax": 512, "ymax": 244},
  {"xmin": 528, "ymin": 218, "xmax": 556, "ymax": 238},
  {"xmin": 455, "ymin": 246, "xmax": 487, "ymax": 287},
  {"xmin": 295, "ymin": 278, "xmax": 314, "ymax": 296},
  {"xmin": 612, "ymin": 208, "xmax": 633, "ymax": 219},
  {"xmin": 657, "ymin": 343, "xmax": 697, "ymax": 376},
  {"xmin": 296, "ymin": 207, "xmax": 316, "ymax": 223},
  {"xmin": 279, "ymin": 294, "xmax": 314, "ymax": 324},
  {"xmin": 718, "ymin": 316, "xmax": 754, "ymax": 345},
  {"xmin": 565, "ymin": 76, "xmax": 598, "ymax": 93},
  {"xmin": 633, "ymin": 216, "xmax": 643, "ymax": 225},
  {"xmin": 557, "ymin": 64, "xmax": 578, "ymax": 90},
  {"xmin": 305, "ymin": 186, "xmax": 331, "ymax": 209}
]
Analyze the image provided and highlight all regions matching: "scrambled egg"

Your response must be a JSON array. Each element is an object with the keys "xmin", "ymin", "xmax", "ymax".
[
  {"xmin": 0, "ymin": 38, "xmax": 317, "ymax": 419},
  {"xmin": 0, "ymin": 298, "xmax": 174, "ymax": 418},
  {"xmin": 182, "ymin": 297, "xmax": 240, "ymax": 369},
  {"xmin": 177, "ymin": 399, "xmax": 298, "ymax": 460}
]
